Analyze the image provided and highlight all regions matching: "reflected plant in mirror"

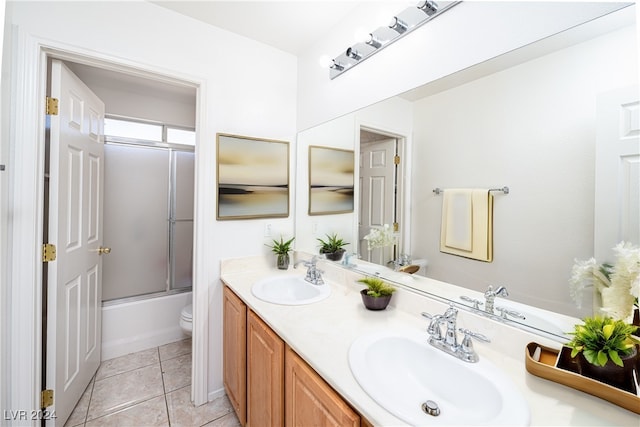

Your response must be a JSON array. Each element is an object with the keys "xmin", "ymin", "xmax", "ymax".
[
  {"xmin": 317, "ymin": 233, "xmax": 349, "ymax": 261},
  {"xmin": 570, "ymin": 241, "xmax": 640, "ymax": 322}
]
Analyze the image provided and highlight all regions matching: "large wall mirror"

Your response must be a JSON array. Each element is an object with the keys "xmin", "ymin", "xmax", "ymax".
[{"xmin": 295, "ymin": 4, "xmax": 639, "ymax": 340}]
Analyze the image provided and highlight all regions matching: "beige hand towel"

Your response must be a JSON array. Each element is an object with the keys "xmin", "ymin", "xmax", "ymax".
[
  {"xmin": 440, "ymin": 189, "xmax": 493, "ymax": 262},
  {"xmin": 442, "ymin": 189, "xmax": 473, "ymax": 251}
]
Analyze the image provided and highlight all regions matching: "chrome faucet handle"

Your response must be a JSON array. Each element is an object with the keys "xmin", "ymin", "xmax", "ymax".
[
  {"xmin": 443, "ymin": 305, "xmax": 458, "ymax": 321},
  {"xmin": 459, "ymin": 328, "xmax": 490, "ymax": 343},
  {"xmin": 294, "ymin": 258, "xmax": 313, "ymax": 269},
  {"xmin": 421, "ymin": 312, "xmax": 444, "ymax": 340},
  {"xmin": 485, "ymin": 285, "xmax": 509, "ymax": 298},
  {"xmin": 460, "ymin": 295, "xmax": 483, "ymax": 310},
  {"xmin": 495, "ymin": 306, "xmax": 526, "ymax": 320},
  {"xmin": 458, "ymin": 328, "xmax": 490, "ymax": 362}
]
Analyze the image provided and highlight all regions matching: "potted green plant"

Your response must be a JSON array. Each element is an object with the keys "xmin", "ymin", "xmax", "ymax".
[
  {"xmin": 358, "ymin": 277, "xmax": 396, "ymax": 311},
  {"xmin": 317, "ymin": 233, "xmax": 348, "ymax": 261},
  {"xmin": 566, "ymin": 316, "xmax": 639, "ymax": 392},
  {"xmin": 267, "ymin": 236, "xmax": 295, "ymax": 270}
]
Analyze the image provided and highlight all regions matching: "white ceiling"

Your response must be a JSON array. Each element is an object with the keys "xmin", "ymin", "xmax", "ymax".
[{"xmin": 150, "ymin": 1, "xmax": 366, "ymax": 55}]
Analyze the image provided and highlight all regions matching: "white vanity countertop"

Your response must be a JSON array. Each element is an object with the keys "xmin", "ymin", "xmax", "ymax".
[{"xmin": 220, "ymin": 255, "xmax": 638, "ymax": 427}]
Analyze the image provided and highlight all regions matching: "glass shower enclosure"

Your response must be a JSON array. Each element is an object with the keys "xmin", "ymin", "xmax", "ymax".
[{"xmin": 102, "ymin": 140, "xmax": 194, "ymax": 302}]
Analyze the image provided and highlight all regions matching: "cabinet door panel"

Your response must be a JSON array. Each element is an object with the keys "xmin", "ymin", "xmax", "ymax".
[
  {"xmin": 223, "ymin": 286, "xmax": 247, "ymax": 425},
  {"xmin": 285, "ymin": 346, "xmax": 360, "ymax": 427},
  {"xmin": 248, "ymin": 311, "xmax": 284, "ymax": 427}
]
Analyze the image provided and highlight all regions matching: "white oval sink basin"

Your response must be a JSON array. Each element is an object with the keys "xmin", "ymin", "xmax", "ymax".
[
  {"xmin": 251, "ymin": 275, "xmax": 331, "ymax": 305},
  {"xmin": 349, "ymin": 329, "xmax": 530, "ymax": 426}
]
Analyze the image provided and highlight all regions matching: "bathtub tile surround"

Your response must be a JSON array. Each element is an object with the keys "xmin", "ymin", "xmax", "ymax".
[{"xmin": 65, "ymin": 339, "xmax": 240, "ymax": 427}]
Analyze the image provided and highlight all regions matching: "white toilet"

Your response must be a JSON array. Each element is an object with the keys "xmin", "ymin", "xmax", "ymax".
[{"xmin": 179, "ymin": 304, "xmax": 192, "ymax": 336}]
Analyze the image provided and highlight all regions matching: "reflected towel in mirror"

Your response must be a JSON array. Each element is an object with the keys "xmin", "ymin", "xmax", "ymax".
[{"xmin": 440, "ymin": 189, "xmax": 493, "ymax": 262}]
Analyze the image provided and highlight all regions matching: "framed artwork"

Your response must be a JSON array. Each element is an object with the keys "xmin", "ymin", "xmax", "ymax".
[
  {"xmin": 308, "ymin": 145, "xmax": 354, "ymax": 215},
  {"xmin": 217, "ymin": 133, "xmax": 289, "ymax": 219}
]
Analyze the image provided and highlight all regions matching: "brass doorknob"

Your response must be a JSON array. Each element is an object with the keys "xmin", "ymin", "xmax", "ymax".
[{"xmin": 98, "ymin": 246, "xmax": 111, "ymax": 255}]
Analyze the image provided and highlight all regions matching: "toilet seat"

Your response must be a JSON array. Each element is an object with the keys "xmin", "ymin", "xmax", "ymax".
[
  {"xmin": 181, "ymin": 304, "xmax": 192, "ymax": 321},
  {"xmin": 180, "ymin": 304, "xmax": 193, "ymax": 336}
]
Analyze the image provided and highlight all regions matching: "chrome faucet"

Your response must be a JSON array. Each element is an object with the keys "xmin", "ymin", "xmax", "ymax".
[
  {"xmin": 483, "ymin": 285, "xmax": 508, "ymax": 314},
  {"xmin": 294, "ymin": 255, "xmax": 324, "ymax": 285},
  {"xmin": 421, "ymin": 305, "xmax": 490, "ymax": 363}
]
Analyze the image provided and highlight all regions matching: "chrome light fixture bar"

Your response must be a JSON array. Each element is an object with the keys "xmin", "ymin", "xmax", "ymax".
[{"xmin": 329, "ymin": 1, "xmax": 460, "ymax": 79}]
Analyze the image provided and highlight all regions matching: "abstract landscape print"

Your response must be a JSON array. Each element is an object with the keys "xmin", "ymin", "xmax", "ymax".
[
  {"xmin": 309, "ymin": 145, "xmax": 354, "ymax": 215},
  {"xmin": 217, "ymin": 134, "xmax": 289, "ymax": 219}
]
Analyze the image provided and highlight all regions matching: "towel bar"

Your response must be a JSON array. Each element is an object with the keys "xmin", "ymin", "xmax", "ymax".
[{"xmin": 432, "ymin": 186, "xmax": 509, "ymax": 195}]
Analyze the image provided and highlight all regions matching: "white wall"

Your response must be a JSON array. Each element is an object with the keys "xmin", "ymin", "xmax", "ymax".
[
  {"xmin": 3, "ymin": 0, "xmax": 297, "ymax": 410},
  {"xmin": 411, "ymin": 25, "xmax": 638, "ymax": 318},
  {"xmin": 296, "ymin": 1, "xmax": 631, "ymax": 131}
]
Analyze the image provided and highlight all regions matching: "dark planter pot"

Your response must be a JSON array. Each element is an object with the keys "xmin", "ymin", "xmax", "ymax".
[
  {"xmin": 276, "ymin": 253, "xmax": 290, "ymax": 270},
  {"xmin": 321, "ymin": 248, "xmax": 345, "ymax": 262},
  {"xmin": 360, "ymin": 289, "xmax": 392, "ymax": 311},
  {"xmin": 577, "ymin": 346, "xmax": 638, "ymax": 394}
]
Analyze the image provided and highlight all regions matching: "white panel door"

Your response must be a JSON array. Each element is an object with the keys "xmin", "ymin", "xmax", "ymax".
[
  {"xmin": 594, "ymin": 85, "xmax": 640, "ymax": 261},
  {"xmin": 47, "ymin": 60, "xmax": 105, "ymax": 425},
  {"xmin": 359, "ymin": 139, "xmax": 396, "ymax": 264}
]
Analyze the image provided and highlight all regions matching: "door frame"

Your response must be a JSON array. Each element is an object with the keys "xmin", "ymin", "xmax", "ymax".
[
  {"xmin": 6, "ymin": 33, "xmax": 209, "ymax": 418},
  {"xmin": 356, "ymin": 123, "xmax": 411, "ymax": 259}
]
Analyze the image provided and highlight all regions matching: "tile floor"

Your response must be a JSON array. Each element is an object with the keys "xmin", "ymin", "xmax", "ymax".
[{"xmin": 65, "ymin": 338, "xmax": 240, "ymax": 427}]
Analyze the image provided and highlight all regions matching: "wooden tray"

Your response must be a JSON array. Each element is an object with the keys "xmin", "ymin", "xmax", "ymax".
[{"xmin": 525, "ymin": 342, "xmax": 640, "ymax": 414}]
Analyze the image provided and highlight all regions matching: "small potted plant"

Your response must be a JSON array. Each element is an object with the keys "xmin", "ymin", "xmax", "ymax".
[
  {"xmin": 267, "ymin": 236, "xmax": 295, "ymax": 270},
  {"xmin": 358, "ymin": 277, "xmax": 396, "ymax": 311},
  {"xmin": 566, "ymin": 316, "xmax": 639, "ymax": 392},
  {"xmin": 317, "ymin": 233, "xmax": 348, "ymax": 261}
]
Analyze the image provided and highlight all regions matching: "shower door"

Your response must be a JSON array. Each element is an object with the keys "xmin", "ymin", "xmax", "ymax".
[{"xmin": 102, "ymin": 143, "xmax": 194, "ymax": 301}]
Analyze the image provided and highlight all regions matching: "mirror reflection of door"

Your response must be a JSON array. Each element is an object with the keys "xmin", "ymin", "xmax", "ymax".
[
  {"xmin": 359, "ymin": 129, "xmax": 402, "ymax": 266},
  {"xmin": 594, "ymin": 85, "xmax": 640, "ymax": 270}
]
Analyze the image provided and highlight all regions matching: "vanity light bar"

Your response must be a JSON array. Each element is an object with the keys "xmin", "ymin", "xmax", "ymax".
[{"xmin": 329, "ymin": 1, "xmax": 460, "ymax": 80}]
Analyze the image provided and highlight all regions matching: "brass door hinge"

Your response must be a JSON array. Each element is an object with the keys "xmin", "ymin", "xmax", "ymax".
[
  {"xmin": 393, "ymin": 222, "xmax": 399, "ymax": 232},
  {"xmin": 41, "ymin": 389, "xmax": 54, "ymax": 408},
  {"xmin": 394, "ymin": 155, "xmax": 400, "ymax": 165},
  {"xmin": 46, "ymin": 97, "xmax": 59, "ymax": 115},
  {"xmin": 42, "ymin": 243, "xmax": 56, "ymax": 262}
]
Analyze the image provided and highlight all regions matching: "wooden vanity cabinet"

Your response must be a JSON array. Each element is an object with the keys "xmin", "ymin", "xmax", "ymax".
[
  {"xmin": 223, "ymin": 285, "xmax": 369, "ymax": 427},
  {"xmin": 247, "ymin": 310, "xmax": 284, "ymax": 427},
  {"xmin": 223, "ymin": 286, "xmax": 247, "ymax": 425},
  {"xmin": 285, "ymin": 345, "xmax": 360, "ymax": 427}
]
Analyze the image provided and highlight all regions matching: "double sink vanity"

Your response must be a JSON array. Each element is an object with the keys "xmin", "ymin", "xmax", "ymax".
[{"xmin": 221, "ymin": 254, "xmax": 638, "ymax": 426}]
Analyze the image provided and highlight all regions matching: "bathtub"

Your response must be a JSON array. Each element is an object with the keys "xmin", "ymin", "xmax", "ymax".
[{"xmin": 101, "ymin": 291, "xmax": 192, "ymax": 360}]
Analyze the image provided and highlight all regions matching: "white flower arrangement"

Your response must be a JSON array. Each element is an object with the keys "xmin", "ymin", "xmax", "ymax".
[
  {"xmin": 363, "ymin": 224, "xmax": 397, "ymax": 251},
  {"xmin": 569, "ymin": 241, "xmax": 640, "ymax": 321}
]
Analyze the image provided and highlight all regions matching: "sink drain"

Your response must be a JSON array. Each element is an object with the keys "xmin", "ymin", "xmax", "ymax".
[{"xmin": 421, "ymin": 400, "xmax": 440, "ymax": 417}]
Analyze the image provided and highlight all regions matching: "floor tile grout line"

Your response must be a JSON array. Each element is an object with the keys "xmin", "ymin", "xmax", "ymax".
[
  {"xmin": 95, "ymin": 359, "xmax": 160, "ymax": 382},
  {"xmin": 82, "ymin": 376, "xmax": 96, "ymax": 426},
  {"xmin": 83, "ymin": 393, "xmax": 167, "ymax": 426}
]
